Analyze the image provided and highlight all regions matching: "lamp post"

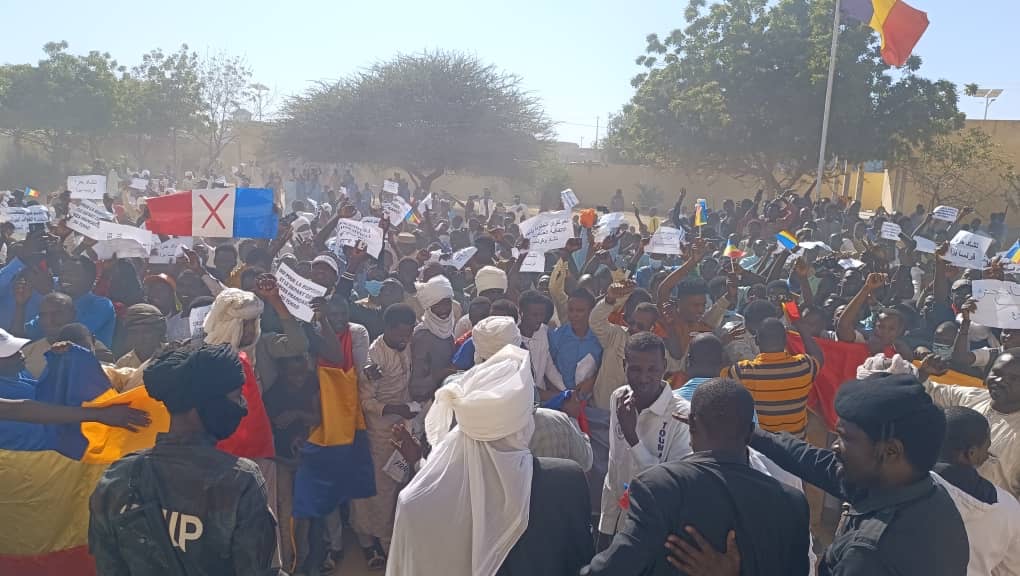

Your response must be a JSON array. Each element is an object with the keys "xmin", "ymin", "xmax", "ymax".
[{"xmin": 972, "ymin": 88, "xmax": 1004, "ymax": 120}]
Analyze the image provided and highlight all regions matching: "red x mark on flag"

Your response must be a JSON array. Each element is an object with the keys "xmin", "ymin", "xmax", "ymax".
[{"xmin": 200, "ymin": 192, "xmax": 230, "ymax": 230}]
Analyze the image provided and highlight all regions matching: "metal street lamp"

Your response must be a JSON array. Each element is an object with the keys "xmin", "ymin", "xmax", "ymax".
[{"xmin": 972, "ymin": 88, "xmax": 1004, "ymax": 120}]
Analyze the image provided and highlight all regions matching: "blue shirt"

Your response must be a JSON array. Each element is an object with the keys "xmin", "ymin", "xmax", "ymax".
[
  {"xmin": 0, "ymin": 374, "xmax": 47, "ymax": 450},
  {"xmin": 0, "ymin": 258, "xmax": 42, "ymax": 333},
  {"xmin": 27, "ymin": 291, "xmax": 116, "ymax": 348},
  {"xmin": 548, "ymin": 324, "xmax": 603, "ymax": 390},
  {"xmin": 675, "ymin": 377, "xmax": 712, "ymax": 402},
  {"xmin": 451, "ymin": 337, "xmax": 476, "ymax": 370}
]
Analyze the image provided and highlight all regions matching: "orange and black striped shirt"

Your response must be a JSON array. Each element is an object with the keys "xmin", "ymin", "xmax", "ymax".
[{"xmin": 722, "ymin": 352, "xmax": 819, "ymax": 438}]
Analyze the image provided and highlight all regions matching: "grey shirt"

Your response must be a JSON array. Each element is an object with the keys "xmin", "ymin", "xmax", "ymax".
[{"xmin": 409, "ymin": 324, "xmax": 454, "ymax": 401}]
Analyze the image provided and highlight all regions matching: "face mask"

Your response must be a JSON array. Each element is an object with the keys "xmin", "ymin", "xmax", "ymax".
[
  {"xmin": 932, "ymin": 343, "xmax": 953, "ymax": 360},
  {"xmin": 197, "ymin": 396, "xmax": 248, "ymax": 440},
  {"xmin": 363, "ymin": 280, "xmax": 383, "ymax": 297},
  {"xmin": 649, "ymin": 259, "xmax": 663, "ymax": 269}
]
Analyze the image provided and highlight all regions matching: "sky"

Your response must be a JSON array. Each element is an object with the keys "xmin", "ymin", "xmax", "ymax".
[{"xmin": 2, "ymin": 0, "xmax": 1018, "ymax": 146}]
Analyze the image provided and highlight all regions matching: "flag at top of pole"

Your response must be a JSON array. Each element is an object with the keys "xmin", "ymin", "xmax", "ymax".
[{"xmin": 840, "ymin": 0, "xmax": 929, "ymax": 67}]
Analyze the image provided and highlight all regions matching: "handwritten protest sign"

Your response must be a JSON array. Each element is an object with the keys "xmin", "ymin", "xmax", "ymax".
[
  {"xmin": 67, "ymin": 200, "xmax": 113, "ymax": 239},
  {"xmin": 97, "ymin": 221, "xmax": 155, "ymax": 251},
  {"xmin": 517, "ymin": 210, "xmax": 572, "ymax": 252},
  {"xmin": 945, "ymin": 230, "xmax": 993, "ymax": 270},
  {"xmin": 276, "ymin": 262, "xmax": 328, "ymax": 322},
  {"xmin": 444, "ymin": 246, "xmax": 477, "ymax": 270},
  {"xmin": 383, "ymin": 179, "xmax": 400, "ymax": 195},
  {"xmin": 67, "ymin": 175, "xmax": 107, "ymax": 200},
  {"xmin": 1, "ymin": 205, "xmax": 51, "ymax": 233},
  {"xmin": 383, "ymin": 196, "xmax": 413, "ymax": 227},
  {"xmin": 561, "ymin": 189, "xmax": 579, "ymax": 211},
  {"xmin": 189, "ymin": 305, "xmax": 212, "ymax": 340},
  {"xmin": 913, "ymin": 236, "xmax": 937, "ymax": 254},
  {"xmin": 129, "ymin": 178, "xmax": 148, "ymax": 191},
  {"xmin": 649, "ymin": 226, "xmax": 685, "ymax": 255},
  {"xmin": 520, "ymin": 251, "xmax": 546, "ymax": 273},
  {"xmin": 880, "ymin": 222, "xmax": 902, "ymax": 241},
  {"xmin": 149, "ymin": 237, "xmax": 193, "ymax": 263},
  {"xmin": 93, "ymin": 238, "xmax": 149, "ymax": 260},
  {"xmin": 971, "ymin": 279, "xmax": 1020, "ymax": 329},
  {"xmin": 933, "ymin": 206, "xmax": 960, "ymax": 223},
  {"xmin": 594, "ymin": 212, "xmax": 627, "ymax": 241},
  {"xmin": 335, "ymin": 218, "xmax": 384, "ymax": 257}
]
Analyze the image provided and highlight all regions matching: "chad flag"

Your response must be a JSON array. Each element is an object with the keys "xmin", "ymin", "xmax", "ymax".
[
  {"xmin": 145, "ymin": 188, "xmax": 278, "ymax": 239},
  {"xmin": 0, "ymin": 345, "xmax": 170, "ymax": 576},
  {"xmin": 841, "ymin": 0, "xmax": 929, "ymax": 67}
]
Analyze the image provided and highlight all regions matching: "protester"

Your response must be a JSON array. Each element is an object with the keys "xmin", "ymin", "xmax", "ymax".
[
  {"xmin": 114, "ymin": 303, "xmax": 167, "ymax": 369},
  {"xmin": 589, "ymin": 281, "xmax": 659, "ymax": 407},
  {"xmin": 548, "ymin": 287, "xmax": 602, "ymax": 401},
  {"xmin": 89, "ymin": 344, "xmax": 280, "ymax": 573},
  {"xmin": 409, "ymin": 274, "xmax": 457, "ymax": 401},
  {"xmin": 26, "ymin": 255, "xmax": 115, "ymax": 347}
]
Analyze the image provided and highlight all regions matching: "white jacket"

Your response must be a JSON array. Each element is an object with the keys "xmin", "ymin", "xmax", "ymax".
[
  {"xmin": 526, "ymin": 324, "xmax": 565, "ymax": 392},
  {"xmin": 932, "ymin": 472, "xmax": 1020, "ymax": 576}
]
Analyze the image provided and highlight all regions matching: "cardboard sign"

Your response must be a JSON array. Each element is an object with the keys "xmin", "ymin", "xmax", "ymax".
[
  {"xmin": 561, "ymin": 188, "xmax": 579, "ymax": 210},
  {"xmin": 945, "ymin": 230, "xmax": 993, "ymax": 270},
  {"xmin": 129, "ymin": 178, "xmax": 149, "ymax": 191},
  {"xmin": 520, "ymin": 251, "xmax": 546, "ymax": 273},
  {"xmin": 276, "ymin": 262, "xmax": 328, "ymax": 322},
  {"xmin": 649, "ymin": 226, "xmax": 685, "ymax": 255},
  {"xmin": 383, "ymin": 196, "xmax": 413, "ymax": 227},
  {"xmin": 913, "ymin": 236, "xmax": 937, "ymax": 254},
  {"xmin": 67, "ymin": 200, "xmax": 113, "ymax": 239},
  {"xmin": 383, "ymin": 179, "xmax": 400, "ymax": 195},
  {"xmin": 933, "ymin": 206, "xmax": 960, "ymax": 223},
  {"xmin": 97, "ymin": 221, "xmax": 155, "ymax": 251},
  {"xmin": 971, "ymin": 280, "xmax": 1020, "ymax": 329},
  {"xmin": 335, "ymin": 218, "xmax": 384, "ymax": 258},
  {"xmin": 517, "ymin": 210, "xmax": 572, "ymax": 253},
  {"xmin": 189, "ymin": 305, "xmax": 212, "ymax": 340},
  {"xmin": 67, "ymin": 175, "xmax": 107, "ymax": 200},
  {"xmin": 880, "ymin": 222, "xmax": 902, "ymax": 241}
]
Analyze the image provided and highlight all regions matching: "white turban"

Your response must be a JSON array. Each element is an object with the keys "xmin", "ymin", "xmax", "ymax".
[
  {"xmin": 855, "ymin": 353, "xmax": 918, "ymax": 380},
  {"xmin": 416, "ymin": 274, "xmax": 454, "ymax": 310},
  {"xmin": 475, "ymin": 266, "xmax": 507, "ymax": 294},
  {"xmin": 473, "ymin": 316, "xmax": 521, "ymax": 363},
  {"xmin": 389, "ymin": 345, "xmax": 535, "ymax": 576},
  {"xmin": 203, "ymin": 288, "xmax": 264, "ymax": 352}
]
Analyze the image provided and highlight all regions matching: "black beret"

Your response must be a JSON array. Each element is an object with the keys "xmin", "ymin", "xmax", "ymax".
[{"xmin": 834, "ymin": 374, "xmax": 942, "ymax": 442}]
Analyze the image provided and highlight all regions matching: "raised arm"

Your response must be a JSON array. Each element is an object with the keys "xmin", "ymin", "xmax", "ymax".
[
  {"xmin": 837, "ymin": 273, "xmax": 884, "ymax": 343},
  {"xmin": 656, "ymin": 240, "xmax": 707, "ymax": 316},
  {"xmin": 748, "ymin": 428, "xmax": 848, "ymax": 501}
]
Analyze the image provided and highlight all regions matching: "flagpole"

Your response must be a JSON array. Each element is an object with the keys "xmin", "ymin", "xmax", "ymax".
[{"xmin": 816, "ymin": 1, "xmax": 841, "ymax": 199}]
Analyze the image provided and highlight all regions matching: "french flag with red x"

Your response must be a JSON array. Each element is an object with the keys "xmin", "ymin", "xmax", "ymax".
[{"xmin": 145, "ymin": 188, "xmax": 278, "ymax": 238}]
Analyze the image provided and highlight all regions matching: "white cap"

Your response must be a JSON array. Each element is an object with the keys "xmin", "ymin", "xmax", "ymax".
[{"xmin": 0, "ymin": 328, "xmax": 30, "ymax": 358}]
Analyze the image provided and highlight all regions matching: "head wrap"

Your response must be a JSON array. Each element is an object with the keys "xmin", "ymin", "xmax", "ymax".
[
  {"xmin": 143, "ymin": 273, "xmax": 177, "ymax": 292},
  {"xmin": 475, "ymin": 266, "xmax": 508, "ymax": 294},
  {"xmin": 144, "ymin": 343, "xmax": 244, "ymax": 413},
  {"xmin": 416, "ymin": 275, "xmax": 455, "ymax": 339},
  {"xmin": 473, "ymin": 316, "xmax": 521, "ymax": 363},
  {"xmin": 397, "ymin": 232, "xmax": 417, "ymax": 245},
  {"xmin": 855, "ymin": 353, "xmax": 918, "ymax": 380},
  {"xmin": 203, "ymin": 288, "xmax": 264, "ymax": 352},
  {"xmin": 123, "ymin": 303, "xmax": 167, "ymax": 334},
  {"xmin": 389, "ymin": 345, "xmax": 535, "ymax": 576},
  {"xmin": 312, "ymin": 254, "xmax": 340, "ymax": 276},
  {"xmin": 835, "ymin": 374, "xmax": 944, "ymax": 444}
]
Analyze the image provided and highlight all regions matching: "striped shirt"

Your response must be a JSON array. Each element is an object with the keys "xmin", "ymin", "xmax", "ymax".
[{"xmin": 723, "ymin": 351, "xmax": 819, "ymax": 438}]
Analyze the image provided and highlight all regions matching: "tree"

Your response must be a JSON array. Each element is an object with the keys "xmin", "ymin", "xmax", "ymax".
[
  {"xmin": 274, "ymin": 50, "xmax": 554, "ymax": 193},
  {"xmin": 604, "ymin": 0, "xmax": 964, "ymax": 194},
  {"xmin": 199, "ymin": 53, "xmax": 253, "ymax": 173},
  {"xmin": 900, "ymin": 127, "xmax": 1018, "ymax": 214}
]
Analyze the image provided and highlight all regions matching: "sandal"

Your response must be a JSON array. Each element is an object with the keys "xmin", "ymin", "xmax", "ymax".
[
  {"xmin": 363, "ymin": 544, "xmax": 387, "ymax": 571},
  {"xmin": 319, "ymin": 549, "xmax": 343, "ymax": 573}
]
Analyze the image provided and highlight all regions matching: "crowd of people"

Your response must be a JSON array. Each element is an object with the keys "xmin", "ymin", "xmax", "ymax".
[{"xmin": 1, "ymin": 172, "xmax": 1019, "ymax": 576}]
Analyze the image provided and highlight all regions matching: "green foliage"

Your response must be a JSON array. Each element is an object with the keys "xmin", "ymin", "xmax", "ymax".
[
  {"xmin": 604, "ymin": 0, "xmax": 964, "ymax": 193},
  {"xmin": 273, "ymin": 50, "xmax": 554, "ymax": 192}
]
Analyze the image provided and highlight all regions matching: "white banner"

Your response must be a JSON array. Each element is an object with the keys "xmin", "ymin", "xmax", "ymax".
[
  {"xmin": 335, "ymin": 218, "xmax": 384, "ymax": 258},
  {"xmin": 880, "ymin": 222, "xmax": 902, "ymax": 241},
  {"xmin": 189, "ymin": 305, "xmax": 212, "ymax": 340},
  {"xmin": 92, "ymin": 238, "xmax": 150, "ymax": 260},
  {"xmin": 649, "ymin": 226, "xmax": 684, "ymax": 255},
  {"xmin": 276, "ymin": 262, "xmax": 328, "ymax": 322},
  {"xmin": 561, "ymin": 188, "xmax": 579, "ymax": 211},
  {"xmin": 383, "ymin": 196, "xmax": 413, "ymax": 227},
  {"xmin": 67, "ymin": 200, "xmax": 113, "ymax": 239},
  {"xmin": 945, "ymin": 230, "xmax": 993, "ymax": 270},
  {"xmin": 933, "ymin": 206, "xmax": 960, "ymax": 223},
  {"xmin": 972, "ymin": 279, "xmax": 1020, "ymax": 329},
  {"xmin": 1, "ymin": 206, "xmax": 51, "ymax": 232},
  {"xmin": 517, "ymin": 210, "xmax": 572, "ymax": 252},
  {"xmin": 67, "ymin": 175, "xmax": 107, "ymax": 200}
]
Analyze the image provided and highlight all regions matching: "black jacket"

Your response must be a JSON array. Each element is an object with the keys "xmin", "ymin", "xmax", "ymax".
[
  {"xmin": 750, "ymin": 429, "xmax": 969, "ymax": 575},
  {"xmin": 88, "ymin": 432, "xmax": 282, "ymax": 576},
  {"xmin": 498, "ymin": 457, "xmax": 594, "ymax": 576},
  {"xmin": 583, "ymin": 450, "xmax": 810, "ymax": 575}
]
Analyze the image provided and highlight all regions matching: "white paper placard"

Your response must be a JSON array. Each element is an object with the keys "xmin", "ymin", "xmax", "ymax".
[
  {"xmin": 517, "ymin": 210, "xmax": 572, "ymax": 253},
  {"xmin": 838, "ymin": 258, "xmax": 866, "ymax": 269},
  {"xmin": 880, "ymin": 222, "xmax": 902, "ymax": 241},
  {"xmin": 797, "ymin": 241, "xmax": 832, "ymax": 252},
  {"xmin": 382, "ymin": 449, "xmax": 411, "ymax": 483},
  {"xmin": 335, "ymin": 218, "xmax": 384, "ymax": 258},
  {"xmin": 97, "ymin": 221, "xmax": 155, "ymax": 250},
  {"xmin": 189, "ymin": 305, "xmax": 212, "ymax": 339},
  {"xmin": 383, "ymin": 196, "xmax": 413, "ymax": 227},
  {"xmin": 649, "ymin": 226, "xmax": 684, "ymax": 255},
  {"xmin": 418, "ymin": 193, "xmax": 433, "ymax": 213},
  {"xmin": 444, "ymin": 246, "xmax": 477, "ymax": 270},
  {"xmin": 276, "ymin": 262, "xmax": 328, "ymax": 322},
  {"xmin": 129, "ymin": 178, "xmax": 148, "ymax": 191},
  {"xmin": 933, "ymin": 206, "xmax": 960, "ymax": 223},
  {"xmin": 913, "ymin": 236, "xmax": 937, "ymax": 254},
  {"xmin": 148, "ymin": 237, "xmax": 193, "ymax": 263},
  {"xmin": 971, "ymin": 279, "xmax": 1020, "ymax": 329},
  {"xmin": 561, "ymin": 188, "xmax": 579, "ymax": 210},
  {"xmin": 945, "ymin": 230, "xmax": 993, "ymax": 269},
  {"xmin": 382, "ymin": 179, "xmax": 400, "ymax": 195},
  {"xmin": 361, "ymin": 217, "xmax": 381, "ymax": 226},
  {"xmin": 594, "ymin": 212, "xmax": 627, "ymax": 241},
  {"xmin": 1, "ymin": 205, "xmax": 51, "ymax": 232},
  {"xmin": 67, "ymin": 175, "xmax": 107, "ymax": 200},
  {"xmin": 520, "ymin": 251, "xmax": 546, "ymax": 273},
  {"xmin": 67, "ymin": 200, "xmax": 113, "ymax": 239},
  {"xmin": 92, "ymin": 238, "xmax": 150, "ymax": 260}
]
